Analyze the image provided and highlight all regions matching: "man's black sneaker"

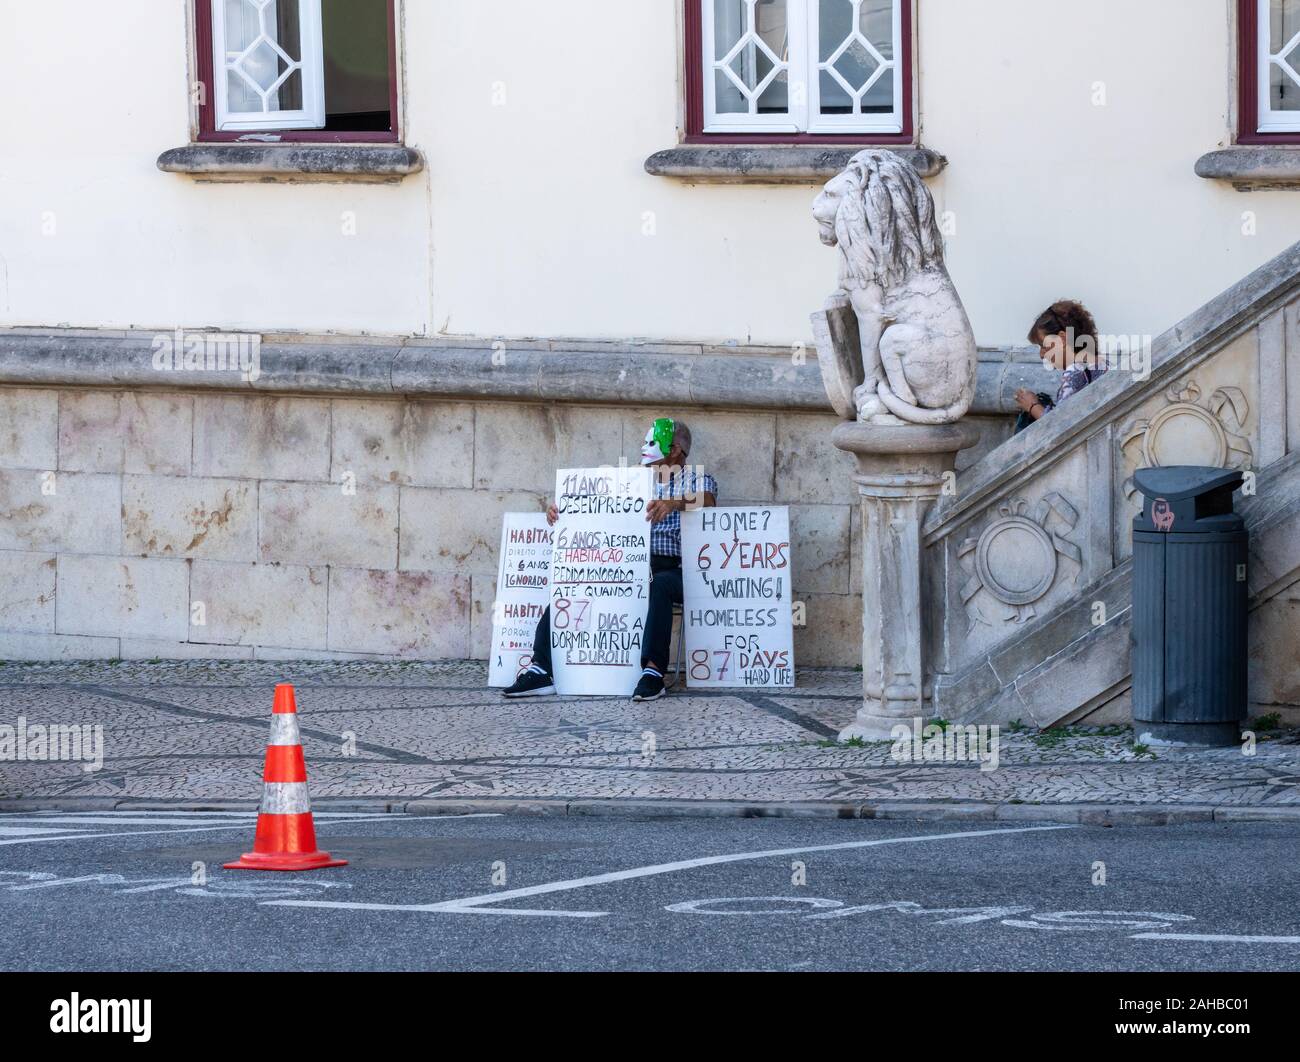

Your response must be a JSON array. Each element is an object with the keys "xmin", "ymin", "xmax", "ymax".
[
  {"xmin": 503, "ymin": 670, "xmax": 556, "ymax": 698},
  {"xmin": 632, "ymin": 671, "xmax": 666, "ymax": 702}
]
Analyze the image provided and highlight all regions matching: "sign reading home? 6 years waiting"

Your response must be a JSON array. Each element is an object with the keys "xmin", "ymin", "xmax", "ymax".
[
  {"xmin": 549, "ymin": 466, "xmax": 652, "ymax": 696},
  {"xmin": 682, "ymin": 506, "xmax": 794, "ymax": 688},
  {"xmin": 487, "ymin": 513, "xmax": 554, "ymax": 687}
]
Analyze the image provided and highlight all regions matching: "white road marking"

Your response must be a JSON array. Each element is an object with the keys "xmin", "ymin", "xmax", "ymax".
[
  {"xmin": 0, "ymin": 822, "xmax": 334, "ymax": 847},
  {"xmin": 8, "ymin": 874, "xmax": 124, "ymax": 891},
  {"xmin": 1131, "ymin": 932, "xmax": 1300, "ymax": 944},
  {"xmin": 0, "ymin": 868, "xmax": 358, "ymax": 900},
  {"xmin": 116, "ymin": 880, "xmax": 207, "ymax": 894},
  {"xmin": 310, "ymin": 812, "xmax": 403, "ymax": 819},
  {"xmin": 0, "ymin": 817, "xmax": 253, "ymax": 828},
  {"xmin": 1003, "ymin": 911, "xmax": 1194, "ymax": 931},
  {"xmin": 0, "ymin": 812, "xmax": 500, "ymax": 846},
  {"xmin": 250, "ymin": 900, "xmax": 599, "ymax": 918},
  {"xmin": 265, "ymin": 824, "xmax": 1078, "ymax": 918},
  {"xmin": 807, "ymin": 901, "xmax": 1034, "ymax": 923},
  {"xmin": 0, "ymin": 826, "xmax": 90, "ymax": 837},
  {"xmin": 665, "ymin": 896, "xmax": 845, "ymax": 915},
  {"xmin": 0, "ymin": 811, "xmax": 395, "ymax": 821},
  {"xmin": 0, "ymin": 813, "xmax": 247, "ymax": 821}
]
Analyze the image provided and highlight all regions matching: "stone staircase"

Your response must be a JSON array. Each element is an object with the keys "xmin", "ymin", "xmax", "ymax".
[{"xmin": 924, "ymin": 241, "xmax": 1300, "ymax": 728}]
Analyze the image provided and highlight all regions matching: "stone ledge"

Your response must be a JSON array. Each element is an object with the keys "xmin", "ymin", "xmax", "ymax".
[
  {"xmin": 644, "ymin": 144, "xmax": 947, "ymax": 184},
  {"xmin": 1194, "ymin": 146, "xmax": 1300, "ymax": 191},
  {"xmin": 7, "ymin": 798, "xmax": 1288, "ymax": 825},
  {"xmin": 0, "ymin": 329, "xmax": 1048, "ymax": 416},
  {"xmin": 156, "ymin": 143, "xmax": 425, "ymax": 181}
]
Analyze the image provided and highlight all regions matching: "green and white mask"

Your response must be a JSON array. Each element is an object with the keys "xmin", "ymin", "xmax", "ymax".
[{"xmin": 640, "ymin": 418, "xmax": 675, "ymax": 465}]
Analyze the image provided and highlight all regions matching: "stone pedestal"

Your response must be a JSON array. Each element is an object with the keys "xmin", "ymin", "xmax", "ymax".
[{"xmin": 833, "ymin": 421, "xmax": 980, "ymax": 741}]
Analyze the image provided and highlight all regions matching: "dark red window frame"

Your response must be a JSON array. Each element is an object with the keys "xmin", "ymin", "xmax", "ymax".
[
  {"xmin": 194, "ymin": 0, "xmax": 400, "ymax": 143},
  {"xmin": 1238, "ymin": 0, "xmax": 1300, "ymax": 144},
  {"xmin": 683, "ymin": 0, "xmax": 915, "ymax": 145}
]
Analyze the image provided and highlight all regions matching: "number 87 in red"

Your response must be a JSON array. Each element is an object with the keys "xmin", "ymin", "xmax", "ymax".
[{"xmin": 690, "ymin": 649, "xmax": 731, "ymax": 683}]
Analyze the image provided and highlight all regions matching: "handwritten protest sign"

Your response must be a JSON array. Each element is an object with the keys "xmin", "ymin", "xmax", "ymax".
[
  {"xmin": 682, "ymin": 506, "xmax": 794, "ymax": 688},
  {"xmin": 487, "ymin": 513, "xmax": 555, "ymax": 687},
  {"xmin": 549, "ymin": 466, "xmax": 653, "ymax": 696}
]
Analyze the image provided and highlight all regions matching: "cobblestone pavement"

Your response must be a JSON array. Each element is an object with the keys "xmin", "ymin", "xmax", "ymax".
[{"xmin": 1, "ymin": 661, "xmax": 1298, "ymax": 816}]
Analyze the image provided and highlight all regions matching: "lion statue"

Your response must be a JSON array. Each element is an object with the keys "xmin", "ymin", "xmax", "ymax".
[{"xmin": 811, "ymin": 149, "xmax": 978, "ymax": 425}]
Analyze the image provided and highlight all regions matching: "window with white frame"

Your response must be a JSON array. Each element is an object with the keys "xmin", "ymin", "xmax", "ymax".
[
  {"xmin": 199, "ymin": 0, "xmax": 397, "ymax": 138},
  {"xmin": 700, "ymin": 0, "xmax": 906, "ymax": 136},
  {"xmin": 1259, "ymin": 0, "xmax": 1300, "ymax": 133},
  {"xmin": 215, "ymin": 0, "xmax": 325, "ymax": 130}
]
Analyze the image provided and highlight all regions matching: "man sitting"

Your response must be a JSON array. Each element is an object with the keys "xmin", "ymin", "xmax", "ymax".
[{"xmin": 502, "ymin": 417, "xmax": 718, "ymax": 702}]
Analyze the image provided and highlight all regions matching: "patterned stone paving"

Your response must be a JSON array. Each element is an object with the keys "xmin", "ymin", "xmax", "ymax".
[{"xmin": 1, "ymin": 661, "xmax": 1298, "ymax": 809}]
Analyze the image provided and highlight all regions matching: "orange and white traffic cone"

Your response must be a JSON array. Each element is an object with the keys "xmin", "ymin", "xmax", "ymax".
[{"xmin": 224, "ymin": 683, "xmax": 347, "ymax": 872}]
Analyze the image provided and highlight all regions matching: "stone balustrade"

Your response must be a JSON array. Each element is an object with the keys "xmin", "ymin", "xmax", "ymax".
[{"xmin": 922, "ymin": 241, "xmax": 1300, "ymax": 727}]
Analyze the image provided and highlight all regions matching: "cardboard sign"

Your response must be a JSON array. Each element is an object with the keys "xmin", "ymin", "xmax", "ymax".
[
  {"xmin": 487, "ymin": 513, "xmax": 555, "ymax": 687},
  {"xmin": 682, "ymin": 506, "xmax": 795, "ymax": 688},
  {"xmin": 549, "ymin": 465, "xmax": 653, "ymax": 696}
]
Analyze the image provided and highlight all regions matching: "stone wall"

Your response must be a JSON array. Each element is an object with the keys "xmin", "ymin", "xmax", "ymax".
[
  {"xmin": 2, "ymin": 385, "xmax": 977, "ymax": 665},
  {"xmin": 0, "ymin": 329, "xmax": 1038, "ymax": 666}
]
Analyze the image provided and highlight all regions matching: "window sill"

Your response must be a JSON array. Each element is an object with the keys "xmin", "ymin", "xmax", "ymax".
[
  {"xmin": 644, "ymin": 144, "xmax": 947, "ymax": 184},
  {"xmin": 156, "ymin": 143, "xmax": 425, "ymax": 183},
  {"xmin": 1194, "ymin": 146, "xmax": 1300, "ymax": 190}
]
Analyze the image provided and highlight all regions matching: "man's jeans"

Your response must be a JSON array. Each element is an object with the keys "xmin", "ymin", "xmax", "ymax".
[{"xmin": 531, "ymin": 555, "xmax": 683, "ymax": 675}]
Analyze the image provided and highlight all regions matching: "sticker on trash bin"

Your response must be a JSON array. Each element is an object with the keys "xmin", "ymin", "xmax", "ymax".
[{"xmin": 1151, "ymin": 498, "xmax": 1175, "ymax": 532}]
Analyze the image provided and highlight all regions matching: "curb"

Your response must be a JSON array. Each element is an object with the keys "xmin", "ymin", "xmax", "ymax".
[{"xmin": 2, "ymin": 796, "xmax": 1299, "ymax": 824}]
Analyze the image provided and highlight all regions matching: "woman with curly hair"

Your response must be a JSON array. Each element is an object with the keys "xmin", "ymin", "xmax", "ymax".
[{"xmin": 1013, "ymin": 300, "xmax": 1106, "ymax": 433}]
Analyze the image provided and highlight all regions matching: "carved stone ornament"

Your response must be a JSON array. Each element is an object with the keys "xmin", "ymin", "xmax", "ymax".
[
  {"xmin": 812, "ymin": 149, "xmax": 978, "ymax": 426},
  {"xmin": 1121, "ymin": 379, "xmax": 1252, "ymax": 496},
  {"xmin": 958, "ymin": 493, "xmax": 1082, "ymax": 631}
]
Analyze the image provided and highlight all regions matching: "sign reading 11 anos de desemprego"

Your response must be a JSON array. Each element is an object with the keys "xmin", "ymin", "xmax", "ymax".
[
  {"xmin": 681, "ymin": 506, "xmax": 794, "ymax": 688},
  {"xmin": 549, "ymin": 466, "xmax": 653, "ymax": 697}
]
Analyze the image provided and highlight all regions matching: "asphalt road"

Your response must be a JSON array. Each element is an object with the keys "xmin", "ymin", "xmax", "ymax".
[{"xmin": 1, "ymin": 810, "xmax": 1298, "ymax": 972}]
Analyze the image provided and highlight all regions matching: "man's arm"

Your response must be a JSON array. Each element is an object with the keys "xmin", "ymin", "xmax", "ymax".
[{"xmin": 645, "ymin": 492, "xmax": 716, "ymax": 523}]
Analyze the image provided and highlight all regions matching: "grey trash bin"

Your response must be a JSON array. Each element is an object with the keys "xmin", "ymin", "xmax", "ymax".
[{"xmin": 1131, "ymin": 466, "xmax": 1248, "ymax": 746}]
